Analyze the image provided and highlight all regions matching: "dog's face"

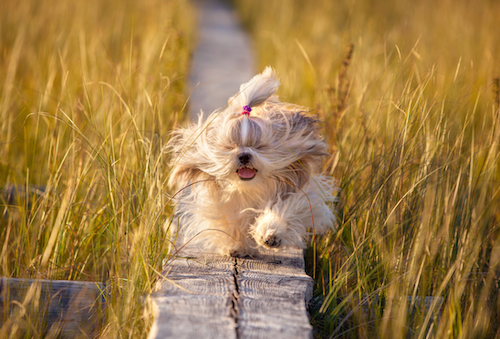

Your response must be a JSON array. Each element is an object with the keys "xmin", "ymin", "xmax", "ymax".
[
  {"xmin": 169, "ymin": 102, "xmax": 327, "ymax": 195},
  {"xmin": 206, "ymin": 110, "xmax": 277, "ymax": 187}
]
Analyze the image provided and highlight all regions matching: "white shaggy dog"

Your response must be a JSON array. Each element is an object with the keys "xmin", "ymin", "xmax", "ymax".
[{"xmin": 167, "ymin": 67, "xmax": 336, "ymax": 256}]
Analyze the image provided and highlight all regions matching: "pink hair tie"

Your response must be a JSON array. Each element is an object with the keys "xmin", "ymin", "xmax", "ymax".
[{"xmin": 241, "ymin": 105, "xmax": 252, "ymax": 116}]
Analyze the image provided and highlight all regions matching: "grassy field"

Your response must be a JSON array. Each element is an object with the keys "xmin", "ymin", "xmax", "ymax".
[
  {"xmin": 233, "ymin": 0, "xmax": 500, "ymax": 338},
  {"xmin": 0, "ymin": 0, "xmax": 194, "ymax": 337},
  {"xmin": 2, "ymin": 0, "xmax": 500, "ymax": 338}
]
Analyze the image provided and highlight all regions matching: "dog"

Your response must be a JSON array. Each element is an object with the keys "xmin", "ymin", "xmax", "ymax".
[{"xmin": 166, "ymin": 67, "xmax": 336, "ymax": 256}]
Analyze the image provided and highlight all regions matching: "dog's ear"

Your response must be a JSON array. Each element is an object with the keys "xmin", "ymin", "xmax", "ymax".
[
  {"xmin": 166, "ymin": 127, "xmax": 215, "ymax": 190},
  {"xmin": 289, "ymin": 110, "xmax": 320, "ymax": 137},
  {"xmin": 286, "ymin": 160, "xmax": 311, "ymax": 189},
  {"xmin": 287, "ymin": 110, "xmax": 329, "ymax": 179},
  {"xmin": 271, "ymin": 108, "xmax": 323, "ymax": 144},
  {"xmin": 168, "ymin": 164, "xmax": 212, "ymax": 190}
]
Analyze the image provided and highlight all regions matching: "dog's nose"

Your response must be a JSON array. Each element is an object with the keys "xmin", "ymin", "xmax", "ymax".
[{"xmin": 238, "ymin": 153, "xmax": 252, "ymax": 165}]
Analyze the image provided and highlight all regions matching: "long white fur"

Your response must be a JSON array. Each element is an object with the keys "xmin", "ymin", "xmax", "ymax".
[{"xmin": 166, "ymin": 67, "xmax": 337, "ymax": 256}]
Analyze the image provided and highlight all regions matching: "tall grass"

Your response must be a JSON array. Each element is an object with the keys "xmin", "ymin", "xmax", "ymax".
[
  {"xmin": 233, "ymin": 0, "xmax": 500, "ymax": 337},
  {"xmin": 0, "ymin": 0, "xmax": 194, "ymax": 337}
]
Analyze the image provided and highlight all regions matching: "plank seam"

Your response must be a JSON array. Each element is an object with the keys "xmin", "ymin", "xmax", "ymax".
[{"xmin": 231, "ymin": 257, "xmax": 241, "ymax": 339}]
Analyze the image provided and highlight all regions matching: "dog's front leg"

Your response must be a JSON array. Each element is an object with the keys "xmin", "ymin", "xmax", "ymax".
[
  {"xmin": 251, "ymin": 191, "xmax": 331, "ymax": 250},
  {"xmin": 250, "ymin": 205, "xmax": 288, "ymax": 249},
  {"xmin": 251, "ymin": 187, "xmax": 335, "ymax": 250}
]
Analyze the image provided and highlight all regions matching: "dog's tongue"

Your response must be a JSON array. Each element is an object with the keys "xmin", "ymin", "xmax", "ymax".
[{"xmin": 238, "ymin": 168, "xmax": 256, "ymax": 178}]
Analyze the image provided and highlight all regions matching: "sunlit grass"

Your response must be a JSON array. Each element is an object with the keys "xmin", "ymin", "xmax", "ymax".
[
  {"xmin": 0, "ymin": 0, "xmax": 194, "ymax": 337},
  {"xmin": 3, "ymin": 0, "xmax": 500, "ymax": 337},
  {"xmin": 233, "ymin": 0, "xmax": 500, "ymax": 337}
]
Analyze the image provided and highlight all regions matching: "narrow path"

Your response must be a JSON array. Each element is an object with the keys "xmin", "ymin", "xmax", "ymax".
[
  {"xmin": 149, "ymin": 1, "xmax": 314, "ymax": 338},
  {"xmin": 188, "ymin": 0, "xmax": 255, "ymax": 120}
]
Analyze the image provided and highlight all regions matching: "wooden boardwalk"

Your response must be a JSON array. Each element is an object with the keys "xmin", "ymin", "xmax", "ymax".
[
  {"xmin": 150, "ymin": 1, "xmax": 315, "ymax": 337},
  {"xmin": 149, "ymin": 248, "xmax": 313, "ymax": 339}
]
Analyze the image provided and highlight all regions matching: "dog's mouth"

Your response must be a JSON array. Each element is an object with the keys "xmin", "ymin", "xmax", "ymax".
[{"xmin": 236, "ymin": 167, "xmax": 258, "ymax": 181}]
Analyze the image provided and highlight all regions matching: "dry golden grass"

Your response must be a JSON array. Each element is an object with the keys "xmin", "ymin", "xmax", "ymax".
[
  {"xmin": 3, "ymin": 0, "xmax": 500, "ymax": 337},
  {"xmin": 0, "ymin": 0, "xmax": 194, "ymax": 337},
  {"xmin": 234, "ymin": 0, "xmax": 500, "ymax": 337}
]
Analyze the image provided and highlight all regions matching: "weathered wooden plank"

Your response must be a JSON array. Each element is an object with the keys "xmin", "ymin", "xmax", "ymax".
[
  {"xmin": 150, "ymin": 295, "xmax": 237, "ymax": 339},
  {"xmin": 238, "ymin": 272, "xmax": 313, "ymax": 303},
  {"xmin": 149, "ymin": 253, "xmax": 237, "ymax": 339},
  {"xmin": 238, "ymin": 248, "xmax": 311, "ymax": 275},
  {"xmin": 0, "ymin": 278, "xmax": 106, "ymax": 338},
  {"xmin": 236, "ymin": 298, "xmax": 312, "ymax": 339},
  {"xmin": 236, "ymin": 249, "xmax": 313, "ymax": 339}
]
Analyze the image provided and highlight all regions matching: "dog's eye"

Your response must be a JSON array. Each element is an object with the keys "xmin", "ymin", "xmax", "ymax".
[{"xmin": 255, "ymin": 145, "xmax": 268, "ymax": 151}]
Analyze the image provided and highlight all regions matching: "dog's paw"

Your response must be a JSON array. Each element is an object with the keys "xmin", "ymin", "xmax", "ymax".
[
  {"xmin": 262, "ymin": 232, "xmax": 282, "ymax": 248},
  {"xmin": 254, "ymin": 229, "xmax": 283, "ymax": 250},
  {"xmin": 228, "ymin": 248, "xmax": 247, "ymax": 257},
  {"xmin": 252, "ymin": 210, "xmax": 288, "ymax": 250},
  {"xmin": 223, "ymin": 245, "xmax": 257, "ymax": 257}
]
